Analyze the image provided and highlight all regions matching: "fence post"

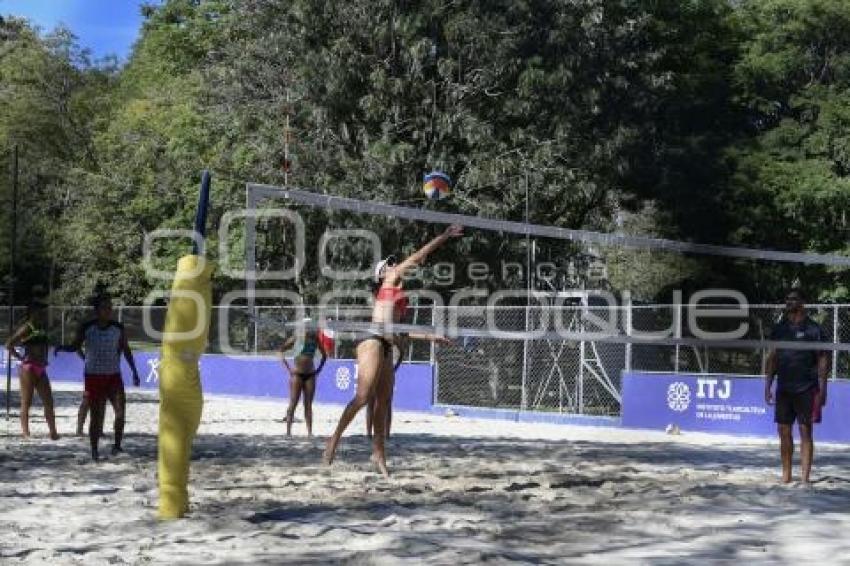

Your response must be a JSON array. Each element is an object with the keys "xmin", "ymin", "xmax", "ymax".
[
  {"xmin": 432, "ymin": 347, "xmax": 440, "ymax": 407},
  {"xmin": 429, "ymin": 304, "xmax": 436, "ymax": 365},
  {"xmin": 521, "ymin": 305, "xmax": 529, "ymax": 411},
  {"xmin": 674, "ymin": 303, "xmax": 682, "ymax": 374},
  {"xmin": 408, "ymin": 299, "xmax": 418, "ymax": 362},
  {"xmin": 578, "ymin": 339, "xmax": 585, "ymax": 414},
  {"xmin": 833, "ymin": 305, "xmax": 839, "ymax": 380},
  {"xmin": 61, "ymin": 307, "xmax": 66, "ymax": 345},
  {"xmin": 624, "ymin": 298, "xmax": 633, "ymax": 374},
  {"xmin": 334, "ymin": 304, "xmax": 340, "ymax": 358},
  {"xmin": 253, "ymin": 307, "xmax": 259, "ymax": 354}
]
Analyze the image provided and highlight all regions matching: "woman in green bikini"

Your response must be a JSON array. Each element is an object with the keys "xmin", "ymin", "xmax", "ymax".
[
  {"xmin": 5, "ymin": 301, "xmax": 59, "ymax": 439},
  {"xmin": 279, "ymin": 320, "xmax": 328, "ymax": 437}
]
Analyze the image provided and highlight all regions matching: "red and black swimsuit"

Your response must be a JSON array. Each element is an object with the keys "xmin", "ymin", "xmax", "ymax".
[
  {"xmin": 368, "ymin": 286, "xmax": 409, "ymax": 359},
  {"xmin": 375, "ymin": 286, "xmax": 409, "ymax": 319}
]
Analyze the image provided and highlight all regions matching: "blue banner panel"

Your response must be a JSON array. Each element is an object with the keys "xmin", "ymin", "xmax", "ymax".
[
  {"xmin": 46, "ymin": 351, "xmax": 434, "ymax": 413},
  {"xmin": 623, "ymin": 372, "xmax": 850, "ymax": 442}
]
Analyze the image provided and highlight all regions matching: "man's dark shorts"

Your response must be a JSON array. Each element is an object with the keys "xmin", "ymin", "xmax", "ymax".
[{"xmin": 775, "ymin": 387, "xmax": 821, "ymax": 425}]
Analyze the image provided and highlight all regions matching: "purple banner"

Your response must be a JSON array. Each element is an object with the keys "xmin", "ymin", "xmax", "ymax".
[
  {"xmin": 46, "ymin": 351, "xmax": 434, "ymax": 412},
  {"xmin": 623, "ymin": 372, "xmax": 850, "ymax": 443}
]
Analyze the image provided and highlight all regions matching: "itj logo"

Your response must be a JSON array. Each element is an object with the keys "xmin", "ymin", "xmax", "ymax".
[
  {"xmin": 335, "ymin": 366, "xmax": 351, "ymax": 391},
  {"xmin": 667, "ymin": 382, "xmax": 691, "ymax": 412}
]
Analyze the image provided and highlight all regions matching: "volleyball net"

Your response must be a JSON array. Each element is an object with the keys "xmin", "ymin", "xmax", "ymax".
[{"xmin": 230, "ymin": 182, "xmax": 850, "ymax": 415}]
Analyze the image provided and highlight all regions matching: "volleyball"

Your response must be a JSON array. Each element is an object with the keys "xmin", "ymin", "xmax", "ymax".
[{"xmin": 423, "ymin": 171, "xmax": 452, "ymax": 201}]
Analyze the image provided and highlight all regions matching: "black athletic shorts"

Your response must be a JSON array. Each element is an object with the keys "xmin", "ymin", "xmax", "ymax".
[
  {"xmin": 292, "ymin": 371, "xmax": 317, "ymax": 382},
  {"xmin": 775, "ymin": 387, "xmax": 820, "ymax": 425}
]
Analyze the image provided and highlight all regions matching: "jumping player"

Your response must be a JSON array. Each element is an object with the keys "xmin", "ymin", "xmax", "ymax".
[
  {"xmin": 324, "ymin": 224, "xmax": 462, "ymax": 476},
  {"xmin": 365, "ymin": 307, "xmax": 451, "ymax": 440}
]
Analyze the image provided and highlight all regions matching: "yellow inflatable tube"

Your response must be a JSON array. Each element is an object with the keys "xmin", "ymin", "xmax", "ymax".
[{"xmin": 157, "ymin": 254, "xmax": 214, "ymax": 519}]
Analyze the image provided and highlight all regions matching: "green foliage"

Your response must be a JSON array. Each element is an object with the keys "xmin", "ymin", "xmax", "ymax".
[
  {"xmin": 1, "ymin": 1, "xmax": 849, "ymax": 306},
  {"xmin": 727, "ymin": 0, "xmax": 850, "ymax": 300}
]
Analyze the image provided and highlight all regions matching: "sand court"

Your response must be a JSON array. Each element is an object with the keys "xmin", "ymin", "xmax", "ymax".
[{"xmin": 2, "ymin": 381, "xmax": 850, "ymax": 564}]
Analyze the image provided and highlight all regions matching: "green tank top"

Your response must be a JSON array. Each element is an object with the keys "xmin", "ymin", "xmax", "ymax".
[
  {"xmin": 22, "ymin": 322, "xmax": 49, "ymax": 346},
  {"xmin": 295, "ymin": 338, "xmax": 318, "ymax": 358}
]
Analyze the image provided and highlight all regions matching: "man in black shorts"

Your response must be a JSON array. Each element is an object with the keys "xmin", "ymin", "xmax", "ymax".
[{"xmin": 764, "ymin": 288, "xmax": 829, "ymax": 484}]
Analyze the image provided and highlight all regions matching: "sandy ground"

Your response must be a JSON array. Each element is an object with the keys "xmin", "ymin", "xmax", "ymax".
[{"xmin": 1, "ymin": 381, "xmax": 850, "ymax": 565}]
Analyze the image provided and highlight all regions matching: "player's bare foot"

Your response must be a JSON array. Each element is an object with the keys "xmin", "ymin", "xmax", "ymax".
[
  {"xmin": 322, "ymin": 442, "xmax": 335, "ymax": 466},
  {"xmin": 371, "ymin": 453, "xmax": 389, "ymax": 478}
]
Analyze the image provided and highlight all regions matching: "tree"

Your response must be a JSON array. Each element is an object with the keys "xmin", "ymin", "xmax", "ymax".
[{"xmin": 728, "ymin": 0, "xmax": 850, "ymax": 301}]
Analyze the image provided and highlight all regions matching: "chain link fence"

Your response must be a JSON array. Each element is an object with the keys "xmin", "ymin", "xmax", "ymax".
[
  {"xmin": 433, "ymin": 303, "xmax": 850, "ymax": 417},
  {"xmin": 3, "ymin": 302, "xmax": 849, "ymax": 418}
]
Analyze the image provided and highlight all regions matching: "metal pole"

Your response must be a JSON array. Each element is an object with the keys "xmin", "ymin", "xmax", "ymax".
[
  {"xmin": 429, "ymin": 303, "xmax": 436, "ymax": 365},
  {"xmin": 578, "ymin": 339, "xmax": 585, "ymax": 413},
  {"xmin": 284, "ymin": 91, "xmax": 290, "ymax": 188},
  {"xmin": 520, "ymin": 168, "xmax": 530, "ymax": 411},
  {"xmin": 408, "ymin": 298, "xmax": 418, "ymax": 361},
  {"xmin": 253, "ymin": 306, "xmax": 259, "ymax": 354},
  {"xmin": 6, "ymin": 145, "xmax": 18, "ymax": 419},
  {"xmin": 334, "ymin": 304, "xmax": 340, "ymax": 358},
  {"xmin": 833, "ymin": 305, "xmax": 839, "ymax": 380},
  {"xmin": 245, "ymin": 187, "xmax": 257, "ymax": 353},
  {"xmin": 624, "ymin": 296, "xmax": 633, "ymax": 374},
  {"xmin": 432, "ymin": 346, "xmax": 440, "ymax": 406},
  {"xmin": 674, "ymin": 303, "xmax": 682, "ymax": 374}
]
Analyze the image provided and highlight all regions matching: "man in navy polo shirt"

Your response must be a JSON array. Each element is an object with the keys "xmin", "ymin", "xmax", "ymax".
[{"xmin": 764, "ymin": 288, "xmax": 829, "ymax": 484}]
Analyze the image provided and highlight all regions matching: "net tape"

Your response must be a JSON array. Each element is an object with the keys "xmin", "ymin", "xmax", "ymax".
[{"xmin": 248, "ymin": 184, "xmax": 850, "ymax": 267}]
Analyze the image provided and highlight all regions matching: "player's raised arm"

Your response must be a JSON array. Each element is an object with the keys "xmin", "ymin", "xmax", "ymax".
[{"xmin": 385, "ymin": 224, "xmax": 463, "ymax": 284}]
